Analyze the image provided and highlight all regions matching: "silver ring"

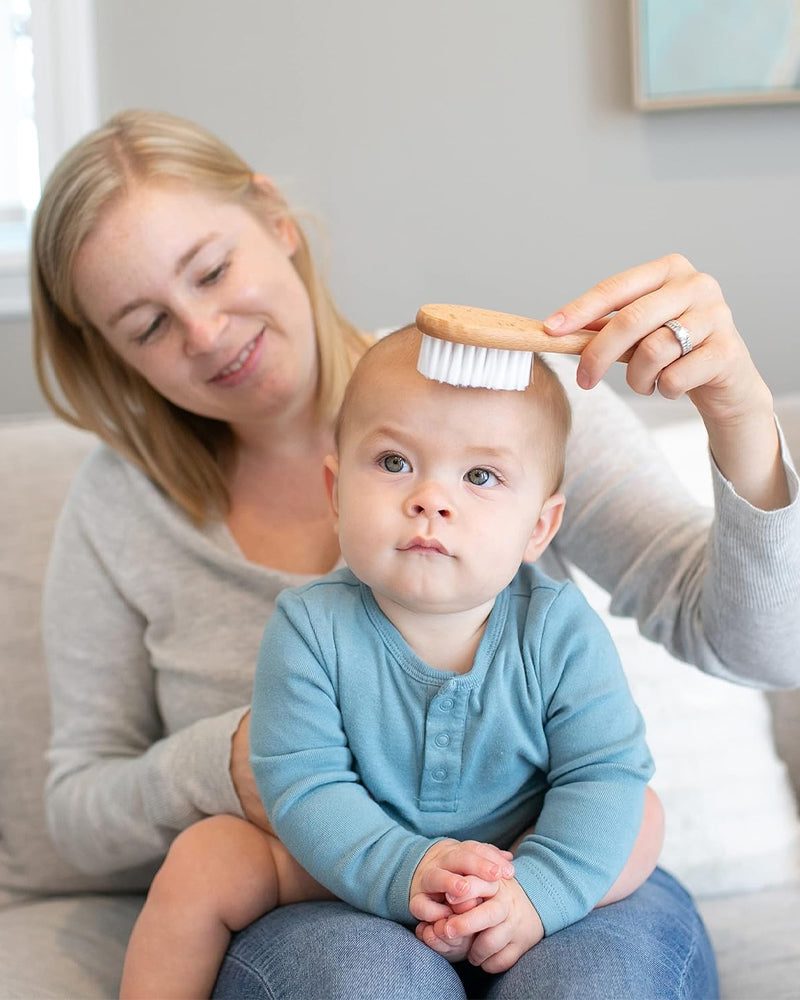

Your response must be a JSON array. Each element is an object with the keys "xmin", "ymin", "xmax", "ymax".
[{"xmin": 664, "ymin": 319, "xmax": 693, "ymax": 356}]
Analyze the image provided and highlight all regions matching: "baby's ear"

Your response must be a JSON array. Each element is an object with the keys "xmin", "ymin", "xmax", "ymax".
[
  {"xmin": 523, "ymin": 493, "xmax": 565, "ymax": 563},
  {"xmin": 323, "ymin": 454, "xmax": 340, "ymax": 519}
]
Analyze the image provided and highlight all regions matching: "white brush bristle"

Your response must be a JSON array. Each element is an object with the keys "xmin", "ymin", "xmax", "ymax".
[{"xmin": 417, "ymin": 333, "xmax": 533, "ymax": 391}]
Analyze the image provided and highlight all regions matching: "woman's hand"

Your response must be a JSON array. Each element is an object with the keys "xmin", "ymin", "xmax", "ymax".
[
  {"xmin": 230, "ymin": 710, "xmax": 272, "ymax": 831},
  {"xmin": 544, "ymin": 254, "xmax": 790, "ymax": 510}
]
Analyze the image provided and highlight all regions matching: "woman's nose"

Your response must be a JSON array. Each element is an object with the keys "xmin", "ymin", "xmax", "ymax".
[
  {"xmin": 181, "ymin": 306, "xmax": 227, "ymax": 356},
  {"xmin": 404, "ymin": 480, "xmax": 453, "ymax": 519}
]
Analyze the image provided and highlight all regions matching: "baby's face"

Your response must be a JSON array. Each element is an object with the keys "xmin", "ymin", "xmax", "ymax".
[{"xmin": 328, "ymin": 360, "xmax": 555, "ymax": 619}]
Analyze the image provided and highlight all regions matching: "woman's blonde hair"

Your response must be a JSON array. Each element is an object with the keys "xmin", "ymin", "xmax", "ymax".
[{"xmin": 32, "ymin": 108, "xmax": 369, "ymax": 523}]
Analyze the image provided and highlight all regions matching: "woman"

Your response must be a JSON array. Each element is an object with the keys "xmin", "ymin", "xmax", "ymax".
[{"xmin": 33, "ymin": 109, "xmax": 798, "ymax": 999}]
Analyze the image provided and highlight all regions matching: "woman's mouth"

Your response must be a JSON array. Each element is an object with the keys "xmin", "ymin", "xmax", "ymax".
[{"xmin": 210, "ymin": 332, "xmax": 263, "ymax": 384}]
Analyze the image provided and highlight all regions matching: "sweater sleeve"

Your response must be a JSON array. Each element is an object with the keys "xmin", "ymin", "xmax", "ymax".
[
  {"xmin": 250, "ymin": 595, "xmax": 434, "ymax": 922},
  {"xmin": 552, "ymin": 359, "xmax": 800, "ymax": 689},
  {"xmin": 512, "ymin": 583, "xmax": 653, "ymax": 935},
  {"xmin": 43, "ymin": 455, "xmax": 248, "ymax": 875}
]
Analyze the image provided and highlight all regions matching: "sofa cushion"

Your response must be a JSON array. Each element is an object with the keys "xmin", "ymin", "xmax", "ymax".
[
  {"xmin": 0, "ymin": 418, "xmax": 153, "ymax": 900},
  {"xmin": 698, "ymin": 883, "xmax": 800, "ymax": 1000},
  {"xmin": 0, "ymin": 894, "xmax": 141, "ymax": 998}
]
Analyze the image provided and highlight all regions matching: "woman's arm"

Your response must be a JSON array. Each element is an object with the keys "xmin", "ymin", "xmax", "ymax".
[
  {"xmin": 43, "ymin": 452, "xmax": 249, "ymax": 875},
  {"xmin": 544, "ymin": 256, "xmax": 800, "ymax": 688}
]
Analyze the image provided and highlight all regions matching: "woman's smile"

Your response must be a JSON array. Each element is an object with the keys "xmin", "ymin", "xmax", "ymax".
[{"xmin": 210, "ymin": 331, "xmax": 265, "ymax": 385}]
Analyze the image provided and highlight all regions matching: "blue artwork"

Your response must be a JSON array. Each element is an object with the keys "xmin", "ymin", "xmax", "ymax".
[{"xmin": 634, "ymin": 0, "xmax": 800, "ymax": 107}]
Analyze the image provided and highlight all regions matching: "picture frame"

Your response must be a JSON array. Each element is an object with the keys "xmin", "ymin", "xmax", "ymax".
[{"xmin": 631, "ymin": 0, "xmax": 800, "ymax": 110}]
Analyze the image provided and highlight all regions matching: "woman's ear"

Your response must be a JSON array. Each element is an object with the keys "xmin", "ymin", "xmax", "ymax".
[
  {"xmin": 323, "ymin": 454, "xmax": 340, "ymax": 522},
  {"xmin": 523, "ymin": 493, "xmax": 565, "ymax": 563},
  {"xmin": 251, "ymin": 173, "xmax": 299, "ymax": 256}
]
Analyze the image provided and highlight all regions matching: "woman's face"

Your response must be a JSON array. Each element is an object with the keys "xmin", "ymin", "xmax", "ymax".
[{"xmin": 72, "ymin": 181, "xmax": 319, "ymax": 434}]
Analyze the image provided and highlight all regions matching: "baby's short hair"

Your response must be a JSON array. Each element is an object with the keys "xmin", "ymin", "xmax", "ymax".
[{"xmin": 337, "ymin": 324, "xmax": 572, "ymax": 494}]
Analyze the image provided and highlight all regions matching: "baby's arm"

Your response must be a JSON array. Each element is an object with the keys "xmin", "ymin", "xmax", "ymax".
[{"xmin": 120, "ymin": 815, "xmax": 331, "ymax": 1000}]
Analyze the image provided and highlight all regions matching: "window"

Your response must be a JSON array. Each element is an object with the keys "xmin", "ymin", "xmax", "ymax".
[{"xmin": 0, "ymin": 0, "xmax": 98, "ymax": 315}]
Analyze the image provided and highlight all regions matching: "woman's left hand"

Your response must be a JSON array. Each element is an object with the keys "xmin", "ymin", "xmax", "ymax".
[{"xmin": 543, "ymin": 254, "xmax": 790, "ymax": 510}]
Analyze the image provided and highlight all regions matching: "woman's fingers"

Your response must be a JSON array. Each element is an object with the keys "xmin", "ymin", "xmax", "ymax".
[
  {"xmin": 543, "ymin": 254, "xmax": 695, "ymax": 335},
  {"xmin": 543, "ymin": 254, "xmax": 748, "ymax": 403},
  {"xmin": 623, "ymin": 307, "xmax": 710, "ymax": 396}
]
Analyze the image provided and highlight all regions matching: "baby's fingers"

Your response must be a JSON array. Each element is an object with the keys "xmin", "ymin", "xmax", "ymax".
[
  {"xmin": 447, "ymin": 841, "xmax": 515, "ymax": 881},
  {"xmin": 471, "ymin": 937, "xmax": 523, "ymax": 974},
  {"xmin": 419, "ymin": 869, "xmax": 503, "ymax": 905},
  {"xmin": 443, "ymin": 896, "xmax": 507, "ymax": 940},
  {"xmin": 408, "ymin": 892, "xmax": 452, "ymax": 923}
]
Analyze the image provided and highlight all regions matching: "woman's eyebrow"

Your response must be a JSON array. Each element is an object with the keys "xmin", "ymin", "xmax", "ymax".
[{"xmin": 175, "ymin": 233, "xmax": 219, "ymax": 276}]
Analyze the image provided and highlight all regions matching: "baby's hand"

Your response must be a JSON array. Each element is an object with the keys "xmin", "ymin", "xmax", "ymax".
[
  {"xmin": 409, "ymin": 839, "xmax": 514, "ymax": 925},
  {"xmin": 414, "ymin": 893, "xmax": 483, "ymax": 963},
  {"xmin": 438, "ymin": 877, "xmax": 545, "ymax": 973}
]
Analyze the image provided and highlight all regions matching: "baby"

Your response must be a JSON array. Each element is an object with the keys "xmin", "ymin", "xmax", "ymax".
[{"xmin": 120, "ymin": 325, "xmax": 662, "ymax": 998}]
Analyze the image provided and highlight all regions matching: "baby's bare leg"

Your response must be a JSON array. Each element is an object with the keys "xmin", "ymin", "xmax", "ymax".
[{"xmin": 120, "ymin": 814, "xmax": 331, "ymax": 1000}]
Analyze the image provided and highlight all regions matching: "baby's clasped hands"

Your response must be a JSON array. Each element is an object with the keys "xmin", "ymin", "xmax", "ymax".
[{"xmin": 410, "ymin": 839, "xmax": 532, "ymax": 967}]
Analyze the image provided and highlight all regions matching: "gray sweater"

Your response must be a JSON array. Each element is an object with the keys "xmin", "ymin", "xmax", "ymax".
[{"xmin": 42, "ymin": 358, "xmax": 800, "ymax": 878}]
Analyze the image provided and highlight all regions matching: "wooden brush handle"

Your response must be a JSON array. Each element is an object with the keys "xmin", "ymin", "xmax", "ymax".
[{"xmin": 416, "ymin": 304, "xmax": 634, "ymax": 363}]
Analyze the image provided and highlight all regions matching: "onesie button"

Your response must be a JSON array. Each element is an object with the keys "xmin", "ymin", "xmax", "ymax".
[
  {"xmin": 434, "ymin": 733, "xmax": 450, "ymax": 748},
  {"xmin": 432, "ymin": 767, "xmax": 448, "ymax": 782},
  {"xmin": 438, "ymin": 698, "xmax": 454, "ymax": 712}
]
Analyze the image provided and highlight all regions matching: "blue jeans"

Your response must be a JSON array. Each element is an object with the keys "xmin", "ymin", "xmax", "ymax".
[{"xmin": 212, "ymin": 867, "xmax": 719, "ymax": 999}]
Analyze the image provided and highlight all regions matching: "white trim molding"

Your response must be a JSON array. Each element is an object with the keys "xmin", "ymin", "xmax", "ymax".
[
  {"xmin": 30, "ymin": 0, "xmax": 99, "ymax": 184},
  {"xmin": 0, "ymin": 0, "xmax": 98, "ymax": 317}
]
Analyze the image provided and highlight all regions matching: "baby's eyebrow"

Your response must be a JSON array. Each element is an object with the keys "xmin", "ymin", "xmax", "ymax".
[{"xmin": 466, "ymin": 444, "xmax": 517, "ymax": 461}]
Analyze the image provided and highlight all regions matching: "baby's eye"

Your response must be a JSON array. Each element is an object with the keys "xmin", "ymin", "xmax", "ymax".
[
  {"xmin": 465, "ymin": 467, "xmax": 498, "ymax": 487},
  {"xmin": 380, "ymin": 454, "xmax": 410, "ymax": 473}
]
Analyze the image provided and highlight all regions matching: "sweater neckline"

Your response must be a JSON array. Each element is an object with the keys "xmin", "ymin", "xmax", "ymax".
[{"xmin": 358, "ymin": 581, "xmax": 509, "ymax": 688}]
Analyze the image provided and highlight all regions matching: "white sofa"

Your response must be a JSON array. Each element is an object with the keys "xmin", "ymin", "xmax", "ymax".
[{"xmin": 1, "ymin": 403, "xmax": 799, "ymax": 999}]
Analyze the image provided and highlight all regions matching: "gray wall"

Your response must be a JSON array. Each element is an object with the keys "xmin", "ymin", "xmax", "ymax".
[{"xmin": 4, "ymin": 0, "xmax": 799, "ymax": 415}]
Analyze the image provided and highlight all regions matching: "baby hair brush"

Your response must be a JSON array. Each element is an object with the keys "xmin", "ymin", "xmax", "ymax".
[{"xmin": 416, "ymin": 304, "xmax": 633, "ymax": 391}]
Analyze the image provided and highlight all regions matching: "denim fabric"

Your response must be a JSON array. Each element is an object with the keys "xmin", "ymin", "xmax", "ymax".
[{"xmin": 212, "ymin": 868, "xmax": 719, "ymax": 1000}]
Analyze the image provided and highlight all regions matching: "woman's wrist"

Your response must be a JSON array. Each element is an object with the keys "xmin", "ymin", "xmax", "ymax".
[{"xmin": 701, "ymin": 382, "xmax": 790, "ymax": 511}]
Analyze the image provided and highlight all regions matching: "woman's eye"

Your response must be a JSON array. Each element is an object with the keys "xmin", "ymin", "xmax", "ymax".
[
  {"xmin": 200, "ymin": 261, "xmax": 229, "ymax": 286},
  {"xmin": 466, "ymin": 467, "xmax": 497, "ymax": 487},
  {"xmin": 380, "ymin": 454, "xmax": 410, "ymax": 473},
  {"xmin": 136, "ymin": 313, "xmax": 166, "ymax": 345}
]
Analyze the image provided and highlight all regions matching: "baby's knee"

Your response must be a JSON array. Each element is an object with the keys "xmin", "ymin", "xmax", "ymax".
[{"xmin": 149, "ymin": 816, "xmax": 251, "ymax": 909}]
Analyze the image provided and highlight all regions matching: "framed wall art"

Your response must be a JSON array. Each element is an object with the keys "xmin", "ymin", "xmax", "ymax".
[{"xmin": 631, "ymin": 0, "xmax": 800, "ymax": 109}]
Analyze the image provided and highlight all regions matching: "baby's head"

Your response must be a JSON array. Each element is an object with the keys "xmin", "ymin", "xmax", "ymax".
[{"xmin": 326, "ymin": 325, "xmax": 571, "ymax": 617}]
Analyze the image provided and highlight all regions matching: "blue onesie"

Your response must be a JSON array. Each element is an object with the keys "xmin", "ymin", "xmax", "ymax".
[{"xmin": 250, "ymin": 563, "xmax": 653, "ymax": 936}]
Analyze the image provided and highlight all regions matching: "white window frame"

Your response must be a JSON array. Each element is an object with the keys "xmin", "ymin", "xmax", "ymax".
[{"xmin": 0, "ymin": 0, "xmax": 98, "ymax": 316}]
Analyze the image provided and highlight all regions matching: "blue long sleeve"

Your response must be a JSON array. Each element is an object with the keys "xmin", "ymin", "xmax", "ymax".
[{"xmin": 250, "ymin": 565, "xmax": 653, "ymax": 932}]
